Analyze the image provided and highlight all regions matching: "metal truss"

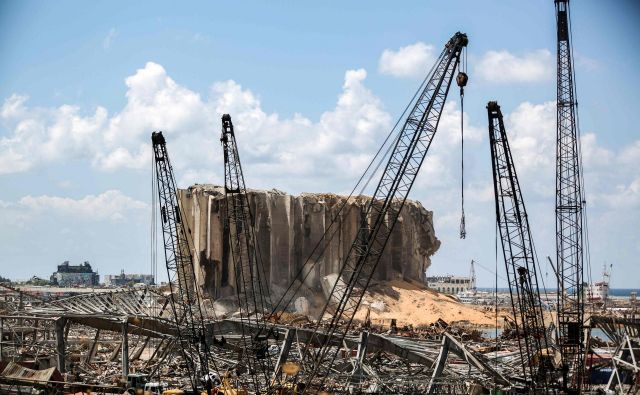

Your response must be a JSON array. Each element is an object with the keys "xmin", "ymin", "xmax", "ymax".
[
  {"xmin": 487, "ymin": 101, "xmax": 551, "ymax": 391},
  {"xmin": 555, "ymin": 1, "xmax": 586, "ymax": 392},
  {"xmin": 152, "ymin": 132, "xmax": 214, "ymax": 393},
  {"xmin": 299, "ymin": 31, "xmax": 468, "ymax": 390},
  {"xmin": 220, "ymin": 114, "xmax": 274, "ymax": 391}
]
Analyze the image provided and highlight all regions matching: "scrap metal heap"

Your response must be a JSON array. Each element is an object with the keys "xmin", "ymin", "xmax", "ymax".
[
  {"xmin": 0, "ymin": 286, "xmax": 531, "ymax": 394},
  {"xmin": 3, "ymin": 286, "xmax": 636, "ymax": 394}
]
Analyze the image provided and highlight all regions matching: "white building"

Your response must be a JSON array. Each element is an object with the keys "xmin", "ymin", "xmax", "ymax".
[
  {"xmin": 103, "ymin": 270, "xmax": 154, "ymax": 287},
  {"xmin": 426, "ymin": 275, "xmax": 475, "ymax": 295}
]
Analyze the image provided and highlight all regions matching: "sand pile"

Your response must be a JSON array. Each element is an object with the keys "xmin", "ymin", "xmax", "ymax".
[{"xmin": 354, "ymin": 279, "xmax": 502, "ymax": 327}]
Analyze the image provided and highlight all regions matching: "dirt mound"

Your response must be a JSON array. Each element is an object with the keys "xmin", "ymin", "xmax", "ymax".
[{"xmin": 355, "ymin": 279, "xmax": 501, "ymax": 327}]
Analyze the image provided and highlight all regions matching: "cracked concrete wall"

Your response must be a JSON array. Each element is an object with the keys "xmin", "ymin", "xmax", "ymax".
[{"xmin": 178, "ymin": 185, "xmax": 440, "ymax": 299}]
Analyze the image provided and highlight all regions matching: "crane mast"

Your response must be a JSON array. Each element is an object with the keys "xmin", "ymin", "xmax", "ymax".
[
  {"xmin": 152, "ymin": 132, "xmax": 213, "ymax": 394},
  {"xmin": 302, "ymin": 31, "xmax": 468, "ymax": 391},
  {"xmin": 220, "ymin": 114, "xmax": 271, "ymax": 318},
  {"xmin": 487, "ymin": 101, "xmax": 550, "ymax": 392},
  {"xmin": 220, "ymin": 114, "xmax": 273, "ymax": 390},
  {"xmin": 555, "ymin": 0, "xmax": 586, "ymax": 392}
]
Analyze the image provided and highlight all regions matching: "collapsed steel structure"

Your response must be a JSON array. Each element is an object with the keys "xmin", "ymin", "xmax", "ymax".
[
  {"xmin": 2, "ymin": 285, "xmax": 639, "ymax": 393},
  {"xmin": 0, "ymin": 285, "xmax": 531, "ymax": 394}
]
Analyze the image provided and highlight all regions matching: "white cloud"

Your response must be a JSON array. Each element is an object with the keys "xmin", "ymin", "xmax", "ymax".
[
  {"xmin": 210, "ymin": 67, "xmax": 393, "ymax": 189},
  {"xmin": 437, "ymin": 101, "xmax": 484, "ymax": 146},
  {"xmin": 595, "ymin": 177, "xmax": 640, "ymax": 209},
  {"xmin": 103, "ymin": 28, "xmax": 117, "ymax": 50},
  {"xmin": 0, "ymin": 94, "xmax": 28, "ymax": 118},
  {"xmin": 0, "ymin": 63, "xmax": 393, "ymax": 193},
  {"xmin": 475, "ymin": 49, "xmax": 553, "ymax": 83},
  {"xmin": 0, "ymin": 95, "xmax": 109, "ymax": 174},
  {"xmin": 581, "ymin": 132, "xmax": 613, "ymax": 167},
  {"xmin": 3, "ymin": 61, "xmax": 635, "ymax": 219},
  {"xmin": 18, "ymin": 190, "xmax": 147, "ymax": 222},
  {"xmin": 3, "ymin": 62, "xmax": 636, "ymax": 217},
  {"xmin": 504, "ymin": 101, "xmax": 556, "ymax": 174},
  {"xmin": 379, "ymin": 42, "xmax": 435, "ymax": 78},
  {"xmin": 0, "ymin": 59, "xmax": 637, "ymax": 287},
  {"xmin": 501, "ymin": 101, "xmax": 640, "ymax": 213},
  {"xmin": 619, "ymin": 141, "xmax": 640, "ymax": 165}
]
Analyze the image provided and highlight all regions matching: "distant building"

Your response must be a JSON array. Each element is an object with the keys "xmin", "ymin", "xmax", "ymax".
[
  {"xmin": 26, "ymin": 276, "xmax": 50, "ymax": 286},
  {"xmin": 103, "ymin": 270, "xmax": 154, "ymax": 287},
  {"xmin": 426, "ymin": 275, "xmax": 475, "ymax": 295},
  {"xmin": 50, "ymin": 261, "xmax": 99, "ymax": 287}
]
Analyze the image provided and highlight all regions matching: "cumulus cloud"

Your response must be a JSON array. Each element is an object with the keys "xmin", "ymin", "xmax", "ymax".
[
  {"xmin": 619, "ymin": 141, "xmax": 640, "ymax": 166},
  {"xmin": 210, "ymin": 68, "xmax": 393, "ymax": 188},
  {"xmin": 504, "ymin": 101, "xmax": 556, "ymax": 174},
  {"xmin": 595, "ymin": 177, "xmax": 640, "ymax": 209},
  {"xmin": 0, "ymin": 95, "xmax": 109, "ymax": 174},
  {"xmin": 501, "ymin": 100, "xmax": 640, "ymax": 212},
  {"xmin": 2, "ymin": 61, "xmax": 635, "ymax": 217},
  {"xmin": 0, "ymin": 62, "xmax": 394, "ymax": 193},
  {"xmin": 475, "ymin": 49, "xmax": 553, "ymax": 83},
  {"xmin": 379, "ymin": 42, "xmax": 435, "ymax": 78}
]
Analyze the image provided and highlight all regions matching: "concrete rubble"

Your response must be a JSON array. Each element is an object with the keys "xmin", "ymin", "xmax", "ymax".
[{"xmin": 1, "ymin": 283, "xmax": 639, "ymax": 393}]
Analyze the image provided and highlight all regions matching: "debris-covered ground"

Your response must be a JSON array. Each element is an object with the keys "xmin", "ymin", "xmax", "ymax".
[{"xmin": 0, "ymin": 284, "xmax": 638, "ymax": 394}]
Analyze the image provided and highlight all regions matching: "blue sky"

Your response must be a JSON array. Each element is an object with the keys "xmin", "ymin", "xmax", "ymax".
[{"xmin": 1, "ymin": 1, "xmax": 639, "ymax": 288}]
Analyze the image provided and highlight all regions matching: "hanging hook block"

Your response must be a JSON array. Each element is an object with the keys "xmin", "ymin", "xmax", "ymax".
[{"xmin": 456, "ymin": 72, "xmax": 468, "ymax": 88}]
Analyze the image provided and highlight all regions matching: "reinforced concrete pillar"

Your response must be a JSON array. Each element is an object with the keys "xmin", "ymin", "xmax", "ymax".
[
  {"xmin": 122, "ymin": 319, "xmax": 129, "ymax": 380},
  {"xmin": 55, "ymin": 318, "xmax": 67, "ymax": 373}
]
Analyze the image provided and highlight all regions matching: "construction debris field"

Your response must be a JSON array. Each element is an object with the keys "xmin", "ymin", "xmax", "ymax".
[{"xmin": 1, "ymin": 1, "xmax": 639, "ymax": 395}]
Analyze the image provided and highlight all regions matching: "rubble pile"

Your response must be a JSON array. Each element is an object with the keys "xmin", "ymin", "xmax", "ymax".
[{"xmin": 2, "ymin": 283, "xmax": 637, "ymax": 393}]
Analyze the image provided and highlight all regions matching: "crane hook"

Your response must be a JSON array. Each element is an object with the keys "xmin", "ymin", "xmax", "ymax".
[
  {"xmin": 457, "ymin": 71, "xmax": 468, "ymax": 239},
  {"xmin": 456, "ymin": 71, "xmax": 468, "ymax": 92}
]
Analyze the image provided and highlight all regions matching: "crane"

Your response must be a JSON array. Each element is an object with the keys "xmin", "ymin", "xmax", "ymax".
[
  {"xmin": 300, "ymin": 31, "xmax": 468, "ymax": 391},
  {"xmin": 219, "ymin": 114, "xmax": 274, "ymax": 390},
  {"xmin": 487, "ymin": 101, "xmax": 551, "ymax": 392},
  {"xmin": 554, "ymin": 0, "xmax": 587, "ymax": 392},
  {"xmin": 152, "ymin": 131, "xmax": 214, "ymax": 394},
  {"xmin": 220, "ymin": 114, "xmax": 271, "ymax": 319}
]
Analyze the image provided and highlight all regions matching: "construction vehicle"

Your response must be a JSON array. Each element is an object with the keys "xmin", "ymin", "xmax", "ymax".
[
  {"xmin": 487, "ymin": 101, "xmax": 553, "ymax": 392},
  {"xmin": 126, "ymin": 373, "xmax": 149, "ymax": 394},
  {"xmin": 554, "ymin": 1, "xmax": 588, "ymax": 392},
  {"xmin": 152, "ymin": 131, "xmax": 216, "ymax": 395},
  {"xmin": 297, "ymin": 31, "xmax": 469, "ymax": 392}
]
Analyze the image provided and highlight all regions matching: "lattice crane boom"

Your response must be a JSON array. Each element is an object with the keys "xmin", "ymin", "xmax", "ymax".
[
  {"xmin": 301, "ymin": 31, "xmax": 468, "ymax": 391},
  {"xmin": 220, "ymin": 114, "xmax": 274, "ymax": 391},
  {"xmin": 487, "ymin": 101, "xmax": 550, "ymax": 392},
  {"xmin": 152, "ymin": 131, "xmax": 213, "ymax": 394},
  {"xmin": 555, "ymin": 0, "xmax": 586, "ymax": 392}
]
